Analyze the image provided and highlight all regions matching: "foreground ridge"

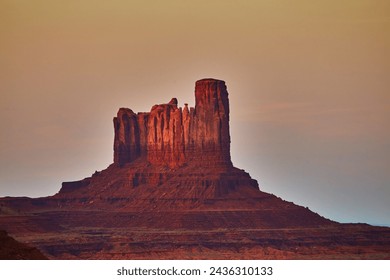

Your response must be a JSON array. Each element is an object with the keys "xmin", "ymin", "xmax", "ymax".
[{"xmin": 0, "ymin": 79, "xmax": 389, "ymax": 259}]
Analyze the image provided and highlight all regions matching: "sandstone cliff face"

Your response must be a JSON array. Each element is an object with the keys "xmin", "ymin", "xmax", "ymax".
[{"xmin": 113, "ymin": 79, "xmax": 231, "ymax": 167}]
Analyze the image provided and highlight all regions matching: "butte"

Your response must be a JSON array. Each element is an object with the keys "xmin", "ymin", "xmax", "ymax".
[{"xmin": 0, "ymin": 79, "xmax": 389, "ymax": 259}]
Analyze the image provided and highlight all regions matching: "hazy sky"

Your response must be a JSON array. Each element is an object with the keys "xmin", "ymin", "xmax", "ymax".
[{"xmin": 1, "ymin": 0, "xmax": 389, "ymax": 225}]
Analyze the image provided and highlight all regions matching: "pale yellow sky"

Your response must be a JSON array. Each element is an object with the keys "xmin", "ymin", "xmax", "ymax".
[{"xmin": 0, "ymin": 0, "xmax": 389, "ymax": 225}]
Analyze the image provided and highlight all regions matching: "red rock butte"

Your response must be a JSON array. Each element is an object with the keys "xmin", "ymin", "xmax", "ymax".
[
  {"xmin": 113, "ymin": 78, "xmax": 231, "ymax": 167},
  {"xmin": 0, "ymin": 78, "xmax": 389, "ymax": 260},
  {"xmin": 58, "ymin": 78, "xmax": 260, "ymax": 205}
]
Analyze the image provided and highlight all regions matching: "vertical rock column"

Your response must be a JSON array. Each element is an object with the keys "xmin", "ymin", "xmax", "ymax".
[
  {"xmin": 113, "ymin": 108, "xmax": 141, "ymax": 166},
  {"xmin": 146, "ymin": 98, "xmax": 185, "ymax": 167},
  {"xmin": 190, "ymin": 79, "xmax": 232, "ymax": 166}
]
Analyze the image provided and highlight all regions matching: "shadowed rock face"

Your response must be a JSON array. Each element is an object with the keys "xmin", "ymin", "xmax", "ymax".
[
  {"xmin": 113, "ymin": 79, "xmax": 231, "ymax": 167},
  {"xmin": 0, "ymin": 230, "xmax": 47, "ymax": 260}
]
